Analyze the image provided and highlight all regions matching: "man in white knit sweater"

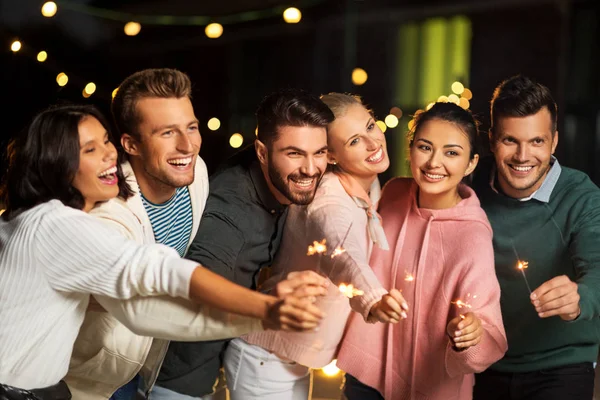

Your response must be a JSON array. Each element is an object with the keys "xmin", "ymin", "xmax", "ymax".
[{"xmin": 65, "ymin": 69, "xmax": 322, "ymax": 399}]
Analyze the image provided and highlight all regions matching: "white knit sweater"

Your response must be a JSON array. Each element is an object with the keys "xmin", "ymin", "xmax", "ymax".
[{"xmin": 0, "ymin": 200, "xmax": 197, "ymax": 389}]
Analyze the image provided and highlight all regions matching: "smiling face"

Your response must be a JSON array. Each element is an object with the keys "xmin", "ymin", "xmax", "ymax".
[
  {"xmin": 72, "ymin": 116, "xmax": 119, "ymax": 212},
  {"xmin": 257, "ymin": 125, "xmax": 328, "ymax": 205},
  {"xmin": 122, "ymin": 97, "xmax": 201, "ymax": 203},
  {"xmin": 327, "ymin": 103, "xmax": 390, "ymax": 189},
  {"xmin": 410, "ymin": 118, "xmax": 478, "ymax": 209},
  {"xmin": 491, "ymin": 107, "xmax": 558, "ymax": 199}
]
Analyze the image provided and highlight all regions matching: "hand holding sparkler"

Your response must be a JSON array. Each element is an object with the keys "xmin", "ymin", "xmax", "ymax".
[
  {"xmin": 530, "ymin": 275, "xmax": 581, "ymax": 321},
  {"xmin": 273, "ymin": 271, "xmax": 329, "ymax": 300},
  {"xmin": 367, "ymin": 288, "xmax": 409, "ymax": 323},
  {"xmin": 446, "ymin": 312, "xmax": 483, "ymax": 350}
]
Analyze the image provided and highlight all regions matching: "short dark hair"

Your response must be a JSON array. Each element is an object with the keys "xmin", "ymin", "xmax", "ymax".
[
  {"xmin": 1, "ymin": 104, "xmax": 132, "ymax": 219},
  {"xmin": 410, "ymin": 102, "xmax": 480, "ymax": 159},
  {"xmin": 490, "ymin": 75, "xmax": 557, "ymax": 136},
  {"xmin": 112, "ymin": 68, "xmax": 192, "ymax": 140},
  {"xmin": 256, "ymin": 88, "xmax": 334, "ymax": 148}
]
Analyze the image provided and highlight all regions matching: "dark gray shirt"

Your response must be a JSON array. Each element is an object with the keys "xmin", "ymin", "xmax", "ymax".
[{"xmin": 156, "ymin": 148, "xmax": 288, "ymax": 396}]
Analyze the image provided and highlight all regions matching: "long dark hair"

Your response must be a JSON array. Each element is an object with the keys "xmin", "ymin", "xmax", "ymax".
[{"xmin": 0, "ymin": 104, "xmax": 132, "ymax": 219}]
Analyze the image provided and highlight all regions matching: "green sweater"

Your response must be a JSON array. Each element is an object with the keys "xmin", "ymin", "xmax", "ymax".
[{"xmin": 473, "ymin": 159, "xmax": 600, "ymax": 372}]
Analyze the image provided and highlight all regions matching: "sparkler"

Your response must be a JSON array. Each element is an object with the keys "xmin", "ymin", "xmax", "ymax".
[
  {"xmin": 307, "ymin": 239, "xmax": 327, "ymax": 256},
  {"xmin": 339, "ymin": 283, "xmax": 364, "ymax": 298},
  {"xmin": 517, "ymin": 261, "xmax": 532, "ymax": 294},
  {"xmin": 404, "ymin": 272, "xmax": 414, "ymax": 282},
  {"xmin": 451, "ymin": 292, "xmax": 475, "ymax": 319},
  {"xmin": 511, "ymin": 240, "xmax": 532, "ymax": 294}
]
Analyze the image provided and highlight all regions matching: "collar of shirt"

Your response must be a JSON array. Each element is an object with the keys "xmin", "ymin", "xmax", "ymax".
[
  {"xmin": 249, "ymin": 161, "xmax": 287, "ymax": 215},
  {"xmin": 489, "ymin": 156, "xmax": 562, "ymax": 202}
]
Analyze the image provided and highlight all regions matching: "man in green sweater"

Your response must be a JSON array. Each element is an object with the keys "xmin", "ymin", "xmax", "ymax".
[{"xmin": 472, "ymin": 75, "xmax": 600, "ymax": 400}]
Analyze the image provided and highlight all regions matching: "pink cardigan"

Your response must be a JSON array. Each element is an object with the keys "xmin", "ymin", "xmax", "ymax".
[
  {"xmin": 337, "ymin": 178, "xmax": 507, "ymax": 400},
  {"xmin": 244, "ymin": 172, "xmax": 387, "ymax": 368}
]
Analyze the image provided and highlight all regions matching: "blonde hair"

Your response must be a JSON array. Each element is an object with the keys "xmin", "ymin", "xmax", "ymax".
[
  {"xmin": 320, "ymin": 92, "xmax": 369, "ymax": 119},
  {"xmin": 112, "ymin": 68, "xmax": 192, "ymax": 139}
]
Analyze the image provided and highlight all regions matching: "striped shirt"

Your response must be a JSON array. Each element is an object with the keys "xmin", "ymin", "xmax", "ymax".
[{"xmin": 141, "ymin": 187, "xmax": 193, "ymax": 256}]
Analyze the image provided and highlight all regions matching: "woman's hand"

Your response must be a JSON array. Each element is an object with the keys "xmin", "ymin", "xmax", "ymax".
[
  {"xmin": 263, "ymin": 270, "xmax": 329, "ymax": 331},
  {"xmin": 368, "ymin": 289, "xmax": 409, "ymax": 323},
  {"xmin": 446, "ymin": 312, "xmax": 483, "ymax": 350}
]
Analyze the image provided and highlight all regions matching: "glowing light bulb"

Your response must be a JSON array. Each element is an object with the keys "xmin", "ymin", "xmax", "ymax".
[
  {"xmin": 41, "ymin": 2, "xmax": 57, "ymax": 17},
  {"xmin": 207, "ymin": 118, "xmax": 221, "ymax": 131},
  {"xmin": 229, "ymin": 133, "xmax": 243, "ymax": 148},
  {"xmin": 283, "ymin": 7, "xmax": 302, "ymax": 23},
  {"xmin": 205, "ymin": 23, "xmax": 223, "ymax": 39},
  {"xmin": 351, "ymin": 68, "xmax": 368, "ymax": 86},
  {"xmin": 384, "ymin": 114, "xmax": 399, "ymax": 128},
  {"xmin": 124, "ymin": 22, "xmax": 141, "ymax": 36}
]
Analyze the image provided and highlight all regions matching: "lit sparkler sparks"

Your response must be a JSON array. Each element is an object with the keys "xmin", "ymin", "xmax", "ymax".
[
  {"xmin": 307, "ymin": 239, "xmax": 327, "ymax": 256},
  {"xmin": 517, "ymin": 260, "xmax": 532, "ymax": 294},
  {"xmin": 451, "ymin": 293, "xmax": 475, "ymax": 319},
  {"xmin": 330, "ymin": 247, "xmax": 346, "ymax": 258},
  {"xmin": 339, "ymin": 283, "xmax": 364, "ymax": 298},
  {"xmin": 511, "ymin": 241, "xmax": 532, "ymax": 294}
]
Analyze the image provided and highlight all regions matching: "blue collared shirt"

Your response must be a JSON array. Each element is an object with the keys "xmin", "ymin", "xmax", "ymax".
[{"xmin": 490, "ymin": 156, "xmax": 562, "ymax": 203}]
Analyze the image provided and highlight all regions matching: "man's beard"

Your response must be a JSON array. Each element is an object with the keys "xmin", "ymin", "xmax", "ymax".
[{"xmin": 268, "ymin": 158, "xmax": 321, "ymax": 206}]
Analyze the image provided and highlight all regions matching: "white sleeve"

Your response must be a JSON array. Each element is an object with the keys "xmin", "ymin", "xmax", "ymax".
[
  {"xmin": 35, "ymin": 207, "xmax": 197, "ymax": 300},
  {"xmin": 94, "ymin": 295, "xmax": 264, "ymax": 340}
]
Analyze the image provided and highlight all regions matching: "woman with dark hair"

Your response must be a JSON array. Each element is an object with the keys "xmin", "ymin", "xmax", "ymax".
[
  {"xmin": 0, "ymin": 104, "xmax": 326, "ymax": 399},
  {"xmin": 337, "ymin": 102, "xmax": 508, "ymax": 400}
]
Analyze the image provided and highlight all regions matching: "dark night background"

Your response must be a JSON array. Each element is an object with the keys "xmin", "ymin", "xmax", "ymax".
[{"xmin": 2, "ymin": 0, "xmax": 599, "ymax": 184}]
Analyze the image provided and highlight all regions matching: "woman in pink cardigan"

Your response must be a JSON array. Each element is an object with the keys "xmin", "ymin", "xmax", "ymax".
[
  {"xmin": 224, "ymin": 93, "xmax": 407, "ymax": 399},
  {"xmin": 337, "ymin": 102, "xmax": 508, "ymax": 400}
]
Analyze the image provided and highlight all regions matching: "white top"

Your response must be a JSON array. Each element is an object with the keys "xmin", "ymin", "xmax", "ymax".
[{"xmin": 0, "ymin": 200, "xmax": 197, "ymax": 389}]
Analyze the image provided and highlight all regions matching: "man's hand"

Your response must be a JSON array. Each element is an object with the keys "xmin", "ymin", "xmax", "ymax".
[
  {"xmin": 531, "ymin": 275, "xmax": 581, "ymax": 321},
  {"xmin": 273, "ymin": 271, "xmax": 329, "ymax": 301},
  {"xmin": 367, "ymin": 289, "xmax": 408, "ymax": 323},
  {"xmin": 446, "ymin": 312, "xmax": 483, "ymax": 350},
  {"xmin": 262, "ymin": 296, "xmax": 324, "ymax": 332}
]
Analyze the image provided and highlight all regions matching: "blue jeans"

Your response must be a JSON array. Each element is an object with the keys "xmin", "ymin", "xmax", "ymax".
[
  {"xmin": 150, "ymin": 385, "xmax": 220, "ymax": 400},
  {"xmin": 110, "ymin": 375, "xmax": 139, "ymax": 400}
]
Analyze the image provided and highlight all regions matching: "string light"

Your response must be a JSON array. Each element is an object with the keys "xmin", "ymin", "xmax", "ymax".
[
  {"xmin": 41, "ymin": 2, "xmax": 57, "ymax": 18},
  {"xmin": 462, "ymin": 88, "xmax": 473, "ymax": 100},
  {"xmin": 82, "ymin": 89, "xmax": 91, "ymax": 99},
  {"xmin": 10, "ymin": 41, "xmax": 21, "ymax": 52},
  {"xmin": 207, "ymin": 118, "xmax": 221, "ymax": 131},
  {"xmin": 376, "ymin": 120, "xmax": 387, "ymax": 133},
  {"xmin": 351, "ymin": 68, "xmax": 368, "ymax": 86},
  {"xmin": 437, "ymin": 95, "xmax": 448, "ymax": 103},
  {"xmin": 448, "ymin": 94, "xmax": 460, "ymax": 105},
  {"xmin": 112, "ymin": 88, "xmax": 119, "ymax": 99},
  {"xmin": 37, "ymin": 51, "xmax": 48, "ymax": 62},
  {"xmin": 56, "ymin": 72, "xmax": 68, "ymax": 87},
  {"xmin": 390, "ymin": 107, "xmax": 403, "ymax": 119},
  {"xmin": 205, "ymin": 23, "xmax": 223, "ymax": 39},
  {"xmin": 124, "ymin": 22, "xmax": 141, "ymax": 36},
  {"xmin": 384, "ymin": 114, "xmax": 399, "ymax": 128},
  {"xmin": 84, "ymin": 82, "xmax": 96, "ymax": 96},
  {"xmin": 229, "ymin": 133, "xmax": 243, "ymax": 148},
  {"xmin": 459, "ymin": 98, "xmax": 470, "ymax": 109},
  {"xmin": 451, "ymin": 81, "xmax": 465, "ymax": 95},
  {"xmin": 283, "ymin": 7, "xmax": 302, "ymax": 23},
  {"xmin": 426, "ymin": 102, "xmax": 435, "ymax": 110},
  {"xmin": 408, "ymin": 119, "xmax": 415, "ymax": 131}
]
